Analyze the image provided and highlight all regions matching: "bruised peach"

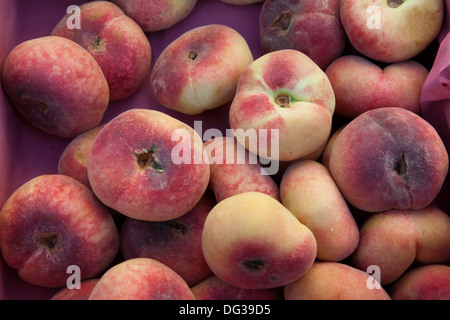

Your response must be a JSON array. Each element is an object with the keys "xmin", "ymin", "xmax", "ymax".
[
  {"xmin": 260, "ymin": 0, "xmax": 347, "ymax": 69},
  {"xmin": 329, "ymin": 107, "xmax": 449, "ymax": 213}
]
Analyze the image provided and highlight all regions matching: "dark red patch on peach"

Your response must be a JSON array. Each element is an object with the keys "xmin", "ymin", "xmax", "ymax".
[
  {"xmin": 227, "ymin": 237, "xmax": 314, "ymax": 289},
  {"xmin": 230, "ymin": 93, "xmax": 277, "ymax": 126},
  {"xmin": 262, "ymin": 53, "xmax": 299, "ymax": 91}
]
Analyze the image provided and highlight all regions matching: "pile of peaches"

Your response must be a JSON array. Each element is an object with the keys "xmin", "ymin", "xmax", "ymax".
[{"xmin": 0, "ymin": 0, "xmax": 449, "ymax": 300}]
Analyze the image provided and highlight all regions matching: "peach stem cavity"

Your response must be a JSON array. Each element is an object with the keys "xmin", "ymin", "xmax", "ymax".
[
  {"xmin": 187, "ymin": 51, "xmax": 198, "ymax": 60},
  {"xmin": 275, "ymin": 93, "xmax": 292, "ymax": 108},
  {"xmin": 39, "ymin": 233, "xmax": 60, "ymax": 251},
  {"xmin": 270, "ymin": 9, "xmax": 292, "ymax": 31},
  {"xmin": 242, "ymin": 258, "xmax": 266, "ymax": 272},
  {"xmin": 135, "ymin": 144, "xmax": 165, "ymax": 173},
  {"xmin": 393, "ymin": 153, "xmax": 409, "ymax": 182},
  {"xmin": 388, "ymin": 0, "xmax": 404, "ymax": 8},
  {"xmin": 162, "ymin": 221, "xmax": 189, "ymax": 235}
]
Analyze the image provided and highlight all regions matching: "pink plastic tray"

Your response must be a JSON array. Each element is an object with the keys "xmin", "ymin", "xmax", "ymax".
[{"xmin": 0, "ymin": 0, "xmax": 449, "ymax": 300}]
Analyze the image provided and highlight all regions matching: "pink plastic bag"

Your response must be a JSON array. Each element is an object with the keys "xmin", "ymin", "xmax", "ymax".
[
  {"xmin": 420, "ymin": 0, "xmax": 450, "ymax": 214},
  {"xmin": 421, "ymin": 0, "xmax": 450, "ymax": 150}
]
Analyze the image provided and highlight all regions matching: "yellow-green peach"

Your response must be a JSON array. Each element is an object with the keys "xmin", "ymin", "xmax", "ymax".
[
  {"xmin": 229, "ymin": 49, "xmax": 335, "ymax": 162},
  {"xmin": 202, "ymin": 192, "xmax": 317, "ymax": 289},
  {"xmin": 340, "ymin": 0, "xmax": 444, "ymax": 63}
]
